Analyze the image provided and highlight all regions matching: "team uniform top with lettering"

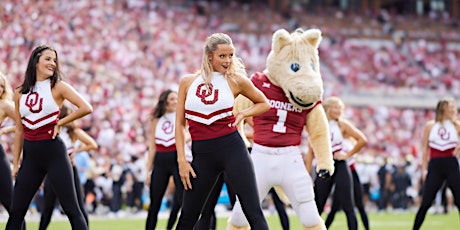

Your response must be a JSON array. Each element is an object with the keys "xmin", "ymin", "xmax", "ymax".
[
  {"xmin": 229, "ymin": 72, "xmax": 325, "ymax": 228},
  {"xmin": 428, "ymin": 120, "xmax": 458, "ymax": 158},
  {"xmin": 155, "ymin": 112, "xmax": 176, "ymax": 152},
  {"xmin": 19, "ymin": 79, "xmax": 60, "ymax": 141},
  {"xmin": 251, "ymin": 72, "xmax": 319, "ymax": 147},
  {"xmin": 185, "ymin": 72, "xmax": 236, "ymax": 140}
]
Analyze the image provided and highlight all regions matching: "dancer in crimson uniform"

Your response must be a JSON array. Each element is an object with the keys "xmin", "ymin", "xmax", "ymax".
[
  {"xmin": 145, "ymin": 89, "xmax": 184, "ymax": 230},
  {"xmin": 324, "ymin": 137, "xmax": 370, "ymax": 230},
  {"xmin": 174, "ymin": 32, "xmax": 270, "ymax": 229},
  {"xmin": 413, "ymin": 97, "xmax": 460, "ymax": 230},
  {"xmin": 6, "ymin": 45, "xmax": 92, "ymax": 230},
  {"xmin": 39, "ymin": 104, "xmax": 96, "ymax": 230},
  {"xmin": 308, "ymin": 96, "xmax": 367, "ymax": 230}
]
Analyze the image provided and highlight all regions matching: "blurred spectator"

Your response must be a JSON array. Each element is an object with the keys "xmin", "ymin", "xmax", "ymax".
[{"xmin": 390, "ymin": 164, "xmax": 411, "ymax": 210}]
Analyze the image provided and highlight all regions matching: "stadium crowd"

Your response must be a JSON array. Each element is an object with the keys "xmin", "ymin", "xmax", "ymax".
[{"xmin": 1, "ymin": 0, "xmax": 459, "ymax": 219}]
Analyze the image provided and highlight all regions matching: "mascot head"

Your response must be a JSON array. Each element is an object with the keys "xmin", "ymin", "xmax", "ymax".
[{"xmin": 264, "ymin": 28, "xmax": 323, "ymax": 110}]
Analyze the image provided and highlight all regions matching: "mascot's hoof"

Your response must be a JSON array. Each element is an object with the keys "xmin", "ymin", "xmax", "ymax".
[
  {"xmin": 226, "ymin": 221, "xmax": 250, "ymax": 230},
  {"xmin": 317, "ymin": 169, "xmax": 330, "ymax": 180}
]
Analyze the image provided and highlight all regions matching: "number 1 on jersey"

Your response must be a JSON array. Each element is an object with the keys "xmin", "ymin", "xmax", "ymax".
[{"xmin": 273, "ymin": 109, "xmax": 287, "ymax": 133}]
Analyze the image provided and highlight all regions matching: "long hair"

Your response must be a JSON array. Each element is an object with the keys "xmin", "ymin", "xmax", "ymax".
[
  {"xmin": 60, "ymin": 104, "xmax": 76, "ymax": 140},
  {"xmin": 151, "ymin": 89, "xmax": 174, "ymax": 119},
  {"xmin": 0, "ymin": 71, "xmax": 13, "ymax": 102},
  {"xmin": 435, "ymin": 97, "xmax": 457, "ymax": 123},
  {"xmin": 20, "ymin": 44, "xmax": 62, "ymax": 93},
  {"xmin": 197, "ymin": 33, "xmax": 247, "ymax": 86}
]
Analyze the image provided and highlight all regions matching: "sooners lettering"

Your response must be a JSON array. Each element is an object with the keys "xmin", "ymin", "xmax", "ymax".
[
  {"xmin": 269, "ymin": 100, "xmax": 302, "ymax": 113},
  {"xmin": 25, "ymin": 92, "xmax": 43, "ymax": 113},
  {"xmin": 196, "ymin": 83, "xmax": 219, "ymax": 105}
]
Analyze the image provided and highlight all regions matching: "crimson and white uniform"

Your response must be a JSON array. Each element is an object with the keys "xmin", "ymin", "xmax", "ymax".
[
  {"xmin": 428, "ymin": 120, "xmax": 458, "ymax": 158},
  {"xmin": 414, "ymin": 120, "xmax": 460, "ymax": 229},
  {"xmin": 177, "ymin": 73, "xmax": 268, "ymax": 229},
  {"xmin": 185, "ymin": 72, "xmax": 236, "ymax": 140},
  {"xmin": 229, "ymin": 72, "xmax": 323, "ymax": 227},
  {"xmin": 8, "ymin": 79, "xmax": 88, "ymax": 230},
  {"xmin": 20, "ymin": 79, "xmax": 60, "ymax": 140},
  {"xmin": 155, "ymin": 112, "xmax": 176, "ymax": 152}
]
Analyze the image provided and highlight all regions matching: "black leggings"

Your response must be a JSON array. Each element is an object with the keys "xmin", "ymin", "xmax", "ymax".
[
  {"xmin": 325, "ymin": 168, "xmax": 369, "ymax": 230},
  {"xmin": 194, "ymin": 173, "xmax": 236, "ymax": 230},
  {"xmin": 146, "ymin": 151, "xmax": 183, "ymax": 230},
  {"xmin": 413, "ymin": 157, "xmax": 460, "ymax": 230},
  {"xmin": 6, "ymin": 138, "xmax": 87, "ymax": 230},
  {"xmin": 0, "ymin": 145, "xmax": 26, "ymax": 230},
  {"xmin": 0, "ymin": 145, "xmax": 13, "ymax": 213},
  {"xmin": 195, "ymin": 167, "xmax": 288, "ymax": 230},
  {"xmin": 39, "ymin": 166, "xmax": 88, "ymax": 230},
  {"xmin": 168, "ymin": 186, "xmax": 183, "ymax": 229},
  {"xmin": 314, "ymin": 160, "xmax": 357, "ymax": 230},
  {"xmin": 176, "ymin": 131, "xmax": 268, "ymax": 230}
]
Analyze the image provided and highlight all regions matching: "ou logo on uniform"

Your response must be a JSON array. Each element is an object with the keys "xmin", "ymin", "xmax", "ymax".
[
  {"xmin": 162, "ymin": 121, "xmax": 174, "ymax": 134},
  {"xmin": 25, "ymin": 92, "xmax": 43, "ymax": 113},
  {"xmin": 196, "ymin": 83, "xmax": 219, "ymax": 105},
  {"xmin": 438, "ymin": 127, "xmax": 450, "ymax": 140}
]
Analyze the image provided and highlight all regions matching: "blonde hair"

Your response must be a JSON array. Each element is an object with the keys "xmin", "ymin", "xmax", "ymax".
[
  {"xmin": 197, "ymin": 33, "xmax": 247, "ymax": 86},
  {"xmin": 0, "ymin": 71, "xmax": 13, "ymax": 102},
  {"xmin": 435, "ymin": 97, "xmax": 457, "ymax": 123},
  {"xmin": 323, "ymin": 96, "xmax": 344, "ymax": 117}
]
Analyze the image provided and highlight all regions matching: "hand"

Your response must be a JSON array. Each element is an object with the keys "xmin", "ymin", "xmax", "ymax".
[
  {"xmin": 12, "ymin": 166, "xmax": 19, "ymax": 180},
  {"xmin": 145, "ymin": 174, "xmax": 151, "ymax": 186},
  {"xmin": 179, "ymin": 160, "xmax": 196, "ymax": 190},
  {"xmin": 231, "ymin": 112, "xmax": 245, "ymax": 127},
  {"xmin": 317, "ymin": 169, "xmax": 331, "ymax": 180},
  {"xmin": 69, "ymin": 152, "xmax": 76, "ymax": 166},
  {"xmin": 53, "ymin": 124, "xmax": 61, "ymax": 139},
  {"xmin": 454, "ymin": 146, "xmax": 460, "ymax": 157},
  {"xmin": 422, "ymin": 170, "xmax": 428, "ymax": 183}
]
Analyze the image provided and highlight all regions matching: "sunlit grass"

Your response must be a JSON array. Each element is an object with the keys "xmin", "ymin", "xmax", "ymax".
[{"xmin": 0, "ymin": 210, "xmax": 458, "ymax": 229}]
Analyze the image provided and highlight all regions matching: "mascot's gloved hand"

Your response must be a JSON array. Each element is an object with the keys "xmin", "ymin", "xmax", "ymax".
[{"xmin": 317, "ymin": 169, "xmax": 331, "ymax": 180}]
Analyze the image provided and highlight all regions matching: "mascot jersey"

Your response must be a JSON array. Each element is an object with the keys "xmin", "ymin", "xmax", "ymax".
[
  {"xmin": 251, "ymin": 72, "xmax": 318, "ymax": 147},
  {"xmin": 185, "ymin": 72, "xmax": 236, "ymax": 141},
  {"xmin": 428, "ymin": 120, "xmax": 458, "ymax": 158},
  {"xmin": 19, "ymin": 79, "xmax": 60, "ymax": 141},
  {"xmin": 155, "ymin": 112, "xmax": 176, "ymax": 152}
]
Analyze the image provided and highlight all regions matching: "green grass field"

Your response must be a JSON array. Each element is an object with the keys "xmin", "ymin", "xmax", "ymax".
[{"xmin": 0, "ymin": 211, "xmax": 458, "ymax": 230}]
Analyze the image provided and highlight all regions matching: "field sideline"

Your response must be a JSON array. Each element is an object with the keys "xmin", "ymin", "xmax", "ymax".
[{"xmin": 0, "ymin": 210, "xmax": 458, "ymax": 230}]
